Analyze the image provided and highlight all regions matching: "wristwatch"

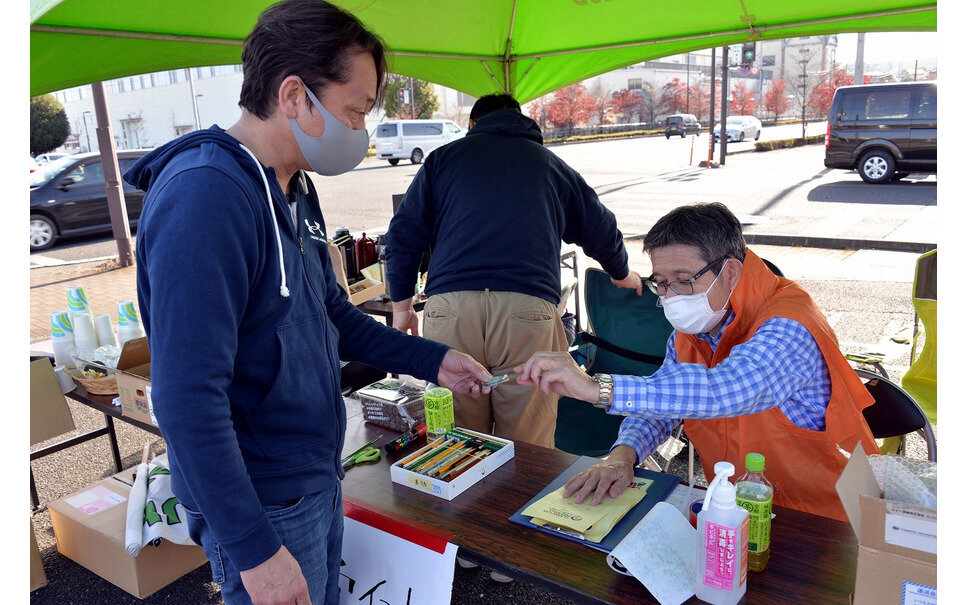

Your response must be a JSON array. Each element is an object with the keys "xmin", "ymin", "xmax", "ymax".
[{"xmin": 592, "ymin": 373, "xmax": 613, "ymax": 410}]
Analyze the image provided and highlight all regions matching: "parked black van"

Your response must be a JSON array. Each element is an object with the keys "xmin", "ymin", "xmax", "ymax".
[
  {"xmin": 824, "ymin": 81, "xmax": 936, "ymax": 184},
  {"xmin": 665, "ymin": 114, "xmax": 702, "ymax": 138}
]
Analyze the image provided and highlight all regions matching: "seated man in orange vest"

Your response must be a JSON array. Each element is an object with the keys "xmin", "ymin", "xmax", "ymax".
[{"xmin": 515, "ymin": 202, "xmax": 878, "ymax": 520}]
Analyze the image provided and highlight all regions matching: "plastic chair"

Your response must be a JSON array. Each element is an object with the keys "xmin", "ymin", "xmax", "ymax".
[
  {"xmin": 855, "ymin": 368, "xmax": 936, "ymax": 462},
  {"xmin": 901, "ymin": 249, "xmax": 937, "ymax": 425},
  {"xmin": 554, "ymin": 268, "xmax": 673, "ymax": 457}
]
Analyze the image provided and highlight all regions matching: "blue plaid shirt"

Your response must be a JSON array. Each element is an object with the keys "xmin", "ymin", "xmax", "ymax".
[{"xmin": 611, "ymin": 312, "xmax": 831, "ymax": 463}]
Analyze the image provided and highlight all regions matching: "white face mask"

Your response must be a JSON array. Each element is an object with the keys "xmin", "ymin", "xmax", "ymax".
[
  {"xmin": 287, "ymin": 77, "xmax": 369, "ymax": 176},
  {"xmin": 659, "ymin": 263, "xmax": 733, "ymax": 335}
]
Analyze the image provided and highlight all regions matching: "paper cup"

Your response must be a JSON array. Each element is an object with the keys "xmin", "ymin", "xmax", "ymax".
[
  {"xmin": 51, "ymin": 338, "xmax": 76, "ymax": 369},
  {"xmin": 67, "ymin": 286, "xmax": 91, "ymax": 319},
  {"xmin": 50, "ymin": 310, "xmax": 74, "ymax": 341},
  {"xmin": 94, "ymin": 313, "xmax": 119, "ymax": 348},
  {"xmin": 117, "ymin": 300, "xmax": 141, "ymax": 327},
  {"xmin": 53, "ymin": 365, "xmax": 76, "ymax": 394},
  {"xmin": 72, "ymin": 312, "xmax": 99, "ymax": 355}
]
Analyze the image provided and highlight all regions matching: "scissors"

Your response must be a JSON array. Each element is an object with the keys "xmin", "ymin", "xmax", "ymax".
[{"xmin": 341, "ymin": 436, "xmax": 383, "ymax": 470}]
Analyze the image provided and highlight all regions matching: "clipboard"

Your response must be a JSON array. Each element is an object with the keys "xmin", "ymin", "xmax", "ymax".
[{"xmin": 509, "ymin": 456, "xmax": 680, "ymax": 553}]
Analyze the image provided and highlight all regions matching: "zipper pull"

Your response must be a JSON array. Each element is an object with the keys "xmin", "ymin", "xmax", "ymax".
[{"xmin": 298, "ymin": 236, "xmax": 305, "ymax": 255}]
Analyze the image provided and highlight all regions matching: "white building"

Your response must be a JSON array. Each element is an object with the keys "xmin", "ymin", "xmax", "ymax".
[{"xmin": 50, "ymin": 66, "xmax": 475, "ymax": 154}]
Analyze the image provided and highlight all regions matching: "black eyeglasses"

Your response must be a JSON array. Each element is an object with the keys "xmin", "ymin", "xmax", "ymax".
[{"xmin": 643, "ymin": 255, "xmax": 729, "ymax": 296}]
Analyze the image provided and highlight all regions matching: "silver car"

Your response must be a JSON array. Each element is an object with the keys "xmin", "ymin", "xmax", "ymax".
[{"xmin": 713, "ymin": 115, "xmax": 761, "ymax": 142}]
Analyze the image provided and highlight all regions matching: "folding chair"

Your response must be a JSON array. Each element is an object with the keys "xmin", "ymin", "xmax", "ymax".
[
  {"xmin": 856, "ymin": 368, "xmax": 937, "ymax": 462},
  {"xmin": 901, "ymin": 249, "xmax": 937, "ymax": 425},
  {"xmin": 554, "ymin": 268, "xmax": 673, "ymax": 458}
]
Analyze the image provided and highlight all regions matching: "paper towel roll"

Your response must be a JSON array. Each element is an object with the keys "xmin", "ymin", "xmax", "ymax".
[
  {"xmin": 124, "ymin": 462, "xmax": 149, "ymax": 556},
  {"xmin": 94, "ymin": 313, "xmax": 119, "ymax": 348}
]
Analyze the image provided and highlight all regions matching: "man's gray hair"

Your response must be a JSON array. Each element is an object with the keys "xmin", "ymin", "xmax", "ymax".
[{"xmin": 642, "ymin": 203, "xmax": 747, "ymax": 264}]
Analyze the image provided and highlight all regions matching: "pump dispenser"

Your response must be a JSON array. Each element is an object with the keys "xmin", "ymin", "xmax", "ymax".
[{"xmin": 695, "ymin": 461, "xmax": 749, "ymax": 605}]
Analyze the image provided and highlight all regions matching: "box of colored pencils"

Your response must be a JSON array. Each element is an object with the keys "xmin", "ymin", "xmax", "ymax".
[{"xmin": 389, "ymin": 427, "xmax": 515, "ymax": 500}]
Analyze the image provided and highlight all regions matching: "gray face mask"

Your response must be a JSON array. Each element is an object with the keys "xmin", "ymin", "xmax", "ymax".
[{"xmin": 287, "ymin": 77, "xmax": 369, "ymax": 176}]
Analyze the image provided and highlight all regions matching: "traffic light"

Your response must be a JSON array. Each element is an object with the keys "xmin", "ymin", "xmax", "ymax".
[
  {"xmin": 741, "ymin": 42, "xmax": 756, "ymax": 68},
  {"xmin": 396, "ymin": 88, "xmax": 406, "ymax": 103}
]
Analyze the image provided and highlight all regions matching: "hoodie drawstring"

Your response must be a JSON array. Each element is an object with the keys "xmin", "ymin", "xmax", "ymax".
[{"xmin": 238, "ymin": 144, "xmax": 290, "ymax": 298}]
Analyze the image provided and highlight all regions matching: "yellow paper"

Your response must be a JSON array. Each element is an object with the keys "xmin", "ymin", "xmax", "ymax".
[
  {"xmin": 521, "ymin": 487, "xmax": 611, "ymax": 532},
  {"xmin": 525, "ymin": 478, "xmax": 653, "ymax": 542}
]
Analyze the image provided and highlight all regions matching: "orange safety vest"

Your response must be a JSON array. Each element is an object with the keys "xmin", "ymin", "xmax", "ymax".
[{"xmin": 680, "ymin": 249, "xmax": 879, "ymax": 521}]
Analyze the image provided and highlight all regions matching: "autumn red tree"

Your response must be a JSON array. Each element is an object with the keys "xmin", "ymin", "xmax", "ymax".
[
  {"xmin": 686, "ymin": 80, "xmax": 710, "ymax": 117},
  {"xmin": 609, "ymin": 89, "xmax": 641, "ymax": 122},
  {"xmin": 807, "ymin": 69, "xmax": 854, "ymax": 118},
  {"xmin": 763, "ymin": 81, "xmax": 790, "ymax": 123},
  {"xmin": 547, "ymin": 83, "xmax": 598, "ymax": 134},
  {"xmin": 659, "ymin": 78, "xmax": 688, "ymax": 115},
  {"xmin": 528, "ymin": 96, "xmax": 551, "ymax": 130},
  {"xmin": 730, "ymin": 82, "xmax": 757, "ymax": 115}
]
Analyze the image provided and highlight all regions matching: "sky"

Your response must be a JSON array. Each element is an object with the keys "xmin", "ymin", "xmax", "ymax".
[{"xmin": 835, "ymin": 31, "xmax": 938, "ymax": 70}]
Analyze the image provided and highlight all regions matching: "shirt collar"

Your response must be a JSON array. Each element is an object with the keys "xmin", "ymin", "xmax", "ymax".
[{"xmin": 697, "ymin": 309, "xmax": 736, "ymax": 348}]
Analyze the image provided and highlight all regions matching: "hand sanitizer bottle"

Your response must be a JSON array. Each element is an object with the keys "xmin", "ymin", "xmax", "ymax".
[{"xmin": 695, "ymin": 461, "xmax": 749, "ymax": 605}]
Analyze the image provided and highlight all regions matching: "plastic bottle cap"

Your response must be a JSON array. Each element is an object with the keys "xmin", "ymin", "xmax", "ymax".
[{"xmin": 745, "ymin": 452, "xmax": 765, "ymax": 473}]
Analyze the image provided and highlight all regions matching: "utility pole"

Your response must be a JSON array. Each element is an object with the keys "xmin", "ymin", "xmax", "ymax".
[
  {"xmin": 685, "ymin": 52, "xmax": 690, "ymax": 114},
  {"xmin": 408, "ymin": 77, "xmax": 416, "ymax": 119},
  {"xmin": 719, "ymin": 45, "xmax": 728, "ymax": 166},
  {"xmin": 91, "ymin": 81, "xmax": 134, "ymax": 267},
  {"xmin": 854, "ymin": 33, "xmax": 865, "ymax": 85},
  {"xmin": 707, "ymin": 47, "xmax": 716, "ymax": 167},
  {"xmin": 913, "ymin": 59, "xmax": 919, "ymax": 81}
]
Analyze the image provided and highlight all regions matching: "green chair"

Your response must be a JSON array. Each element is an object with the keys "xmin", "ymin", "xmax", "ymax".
[
  {"xmin": 901, "ymin": 249, "xmax": 937, "ymax": 425},
  {"xmin": 554, "ymin": 268, "xmax": 673, "ymax": 457}
]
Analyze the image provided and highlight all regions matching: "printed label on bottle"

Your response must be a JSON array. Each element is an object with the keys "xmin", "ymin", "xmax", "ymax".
[
  {"xmin": 702, "ymin": 519, "xmax": 748, "ymax": 590},
  {"xmin": 737, "ymin": 496, "xmax": 772, "ymax": 553}
]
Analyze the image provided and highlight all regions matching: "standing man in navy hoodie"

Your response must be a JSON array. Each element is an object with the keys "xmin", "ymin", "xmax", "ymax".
[
  {"xmin": 385, "ymin": 94, "xmax": 641, "ymax": 450},
  {"xmin": 124, "ymin": 2, "xmax": 491, "ymax": 603}
]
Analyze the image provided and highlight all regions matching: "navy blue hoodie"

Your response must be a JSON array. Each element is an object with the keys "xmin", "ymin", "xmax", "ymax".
[
  {"xmin": 384, "ymin": 110, "xmax": 629, "ymax": 303},
  {"xmin": 124, "ymin": 126, "xmax": 449, "ymax": 571}
]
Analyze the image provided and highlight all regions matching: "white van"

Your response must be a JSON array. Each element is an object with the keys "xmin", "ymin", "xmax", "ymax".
[{"xmin": 374, "ymin": 119, "xmax": 465, "ymax": 165}]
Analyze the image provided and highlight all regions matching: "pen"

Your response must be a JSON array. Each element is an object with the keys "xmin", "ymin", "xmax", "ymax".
[
  {"xmin": 414, "ymin": 440, "xmax": 465, "ymax": 474},
  {"xmin": 404, "ymin": 437, "xmax": 456, "ymax": 471}
]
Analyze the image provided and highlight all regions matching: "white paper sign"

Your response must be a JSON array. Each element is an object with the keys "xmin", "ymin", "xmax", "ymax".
[
  {"xmin": 885, "ymin": 502, "xmax": 937, "ymax": 554},
  {"xmin": 339, "ymin": 515, "xmax": 457, "ymax": 605}
]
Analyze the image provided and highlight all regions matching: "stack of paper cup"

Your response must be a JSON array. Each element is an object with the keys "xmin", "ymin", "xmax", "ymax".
[
  {"xmin": 67, "ymin": 286, "xmax": 92, "ymax": 323},
  {"xmin": 72, "ymin": 312, "xmax": 99, "ymax": 358},
  {"xmin": 117, "ymin": 300, "xmax": 146, "ymax": 344},
  {"xmin": 94, "ymin": 313, "xmax": 119, "ymax": 348},
  {"xmin": 50, "ymin": 310, "xmax": 75, "ymax": 368}
]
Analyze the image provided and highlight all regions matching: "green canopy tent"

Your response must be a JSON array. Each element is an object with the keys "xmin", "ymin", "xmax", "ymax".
[
  {"xmin": 29, "ymin": 0, "xmax": 936, "ymax": 263},
  {"xmin": 31, "ymin": 1, "xmax": 936, "ymax": 101}
]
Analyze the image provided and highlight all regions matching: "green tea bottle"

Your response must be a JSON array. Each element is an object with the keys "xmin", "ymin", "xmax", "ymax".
[{"xmin": 735, "ymin": 452, "xmax": 773, "ymax": 572}]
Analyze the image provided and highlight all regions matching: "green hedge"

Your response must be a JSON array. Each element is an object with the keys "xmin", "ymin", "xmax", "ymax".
[
  {"xmin": 545, "ymin": 128, "xmax": 665, "ymax": 145},
  {"xmin": 754, "ymin": 134, "xmax": 825, "ymax": 152}
]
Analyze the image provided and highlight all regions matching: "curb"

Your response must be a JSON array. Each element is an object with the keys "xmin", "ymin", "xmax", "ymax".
[{"xmin": 625, "ymin": 232, "xmax": 934, "ymax": 254}]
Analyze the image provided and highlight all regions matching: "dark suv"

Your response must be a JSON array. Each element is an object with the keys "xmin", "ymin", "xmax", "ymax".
[
  {"xmin": 665, "ymin": 114, "xmax": 702, "ymax": 138},
  {"xmin": 824, "ymin": 81, "xmax": 936, "ymax": 184},
  {"xmin": 30, "ymin": 150, "xmax": 148, "ymax": 251}
]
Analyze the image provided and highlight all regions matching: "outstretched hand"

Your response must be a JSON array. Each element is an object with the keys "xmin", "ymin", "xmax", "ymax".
[
  {"xmin": 437, "ymin": 350, "xmax": 492, "ymax": 396},
  {"xmin": 514, "ymin": 351, "xmax": 599, "ymax": 402}
]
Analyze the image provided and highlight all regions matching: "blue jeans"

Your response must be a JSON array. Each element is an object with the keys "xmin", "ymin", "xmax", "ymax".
[{"xmin": 185, "ymin": 484, "xmax": 344, "ymax": 605}]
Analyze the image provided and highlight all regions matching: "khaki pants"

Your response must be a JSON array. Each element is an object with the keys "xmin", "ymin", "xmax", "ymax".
[{"xmin": 423, "ymin": 290, "xmax": 568, "ymax": 448}]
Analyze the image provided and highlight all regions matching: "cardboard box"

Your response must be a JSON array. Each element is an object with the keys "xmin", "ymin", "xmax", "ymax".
[
  {"xmin": 30, "ymin": 356, "xmax": 76, "ymax": 445},
  {"xmin": 112, "ymin": 338, "xmax": 156, "ymax": 426},
  {"xmin": 328, "ymin": 243, "xmax": 385, "ymax": 305},
  {"xmin": 48, "ymin": 474, "xmax": 207, "ymax": 599},
  {"xmin": 30, "ymin": 520, "xmax": 47, "ymax": 592},
  {"xmin": 836, "ymin": 443, "xmax": 937, "ymax": 605},
  {"xmin": 390, "ymin": 428, "xmax": 514, "ymax": 501}
]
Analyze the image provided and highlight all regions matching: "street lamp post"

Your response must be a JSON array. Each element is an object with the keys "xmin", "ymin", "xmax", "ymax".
[
  {"xmin": 188, "ymin": 68, "xmax": 202, "ymax": 131},
  {"xmin": 82, "ymin": 110, "xmax": 93, "ymax": 152},
  {"xmin": 798, "ymin": 49, "xmax": 811, "ymax": 141}
]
